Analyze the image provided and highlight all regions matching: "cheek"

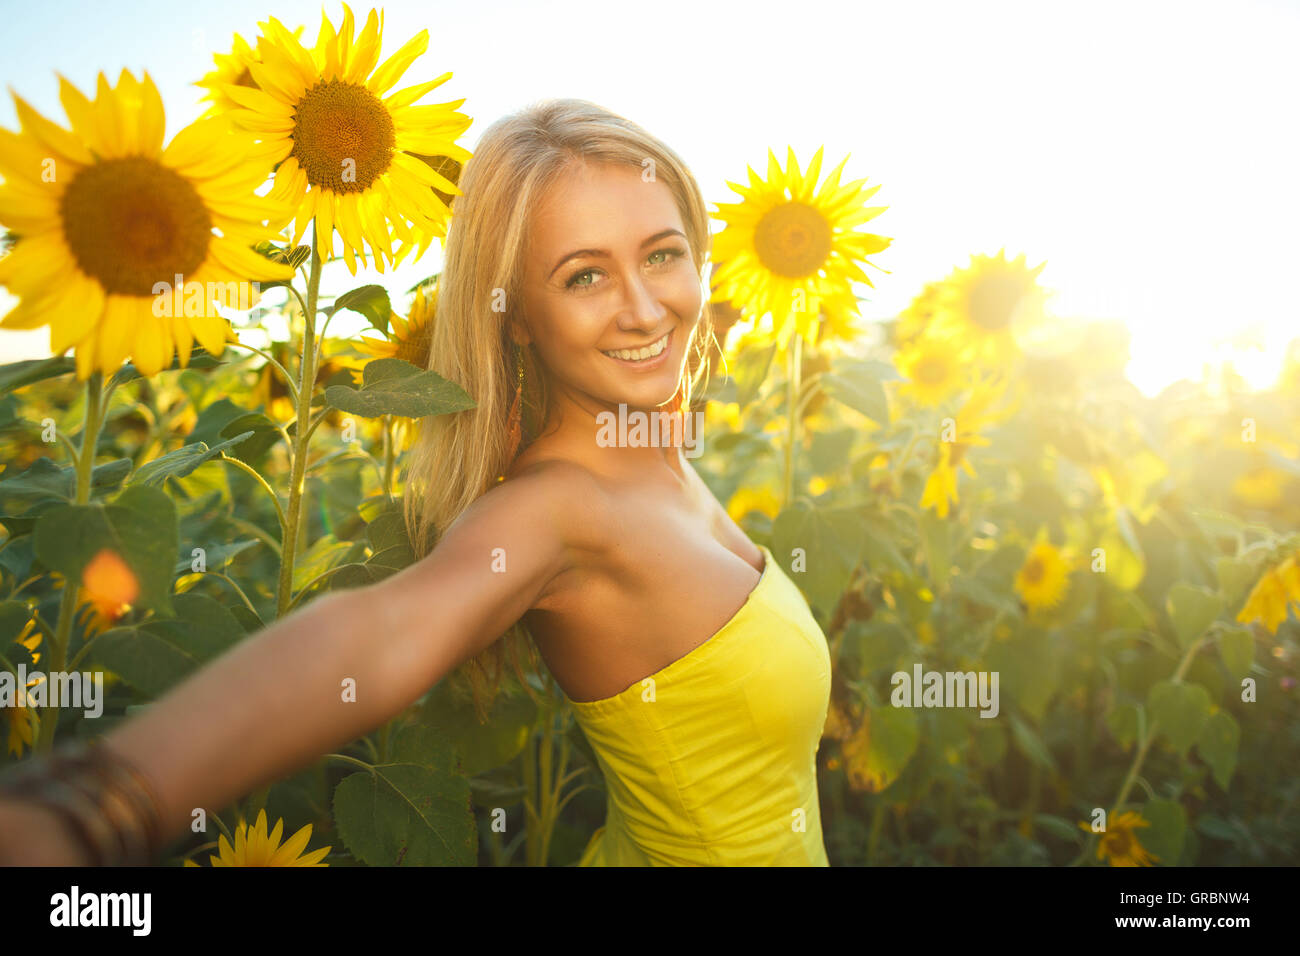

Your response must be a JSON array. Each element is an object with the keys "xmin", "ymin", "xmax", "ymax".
[{"xmin": 672, "ymin": 270, "xmax": 705, "ymax": 328}]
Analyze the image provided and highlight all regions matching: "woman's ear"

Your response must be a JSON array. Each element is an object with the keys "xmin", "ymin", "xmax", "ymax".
[{"xmin": 508, "ymin": 316, "xmax": 533, "ymax": 348}]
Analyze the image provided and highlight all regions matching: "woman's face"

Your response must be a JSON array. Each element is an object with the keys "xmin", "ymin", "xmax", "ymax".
[{"xmin": 518, "ymin": 160, "xmax": 703, "ymax": 415}]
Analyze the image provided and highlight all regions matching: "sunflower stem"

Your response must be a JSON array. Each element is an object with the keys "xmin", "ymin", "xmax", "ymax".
[
  {"xmin": 783, "ymin": 334, "xmax": 803, "ymax": 509},
  {"xmin": 216, "ymin": 454, "xmax": 287, "ymax": 538},
  {"xmin": 276, "ymin": 225, "xmax": 323, "ymax": 621},
  {"xmin": 35, "ymin": 370, "xmax": 105, "ymax": 754}
]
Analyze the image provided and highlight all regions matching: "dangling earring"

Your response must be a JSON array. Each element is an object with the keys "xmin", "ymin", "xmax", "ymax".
[{"xmin": 505, "ymin": 343, "xmax": 525, "ymax": 462}]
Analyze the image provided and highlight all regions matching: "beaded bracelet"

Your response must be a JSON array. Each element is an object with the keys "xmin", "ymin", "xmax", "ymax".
[{"xmin": 0, "ymin": 737, "xmax": 165, "ymax": 866}]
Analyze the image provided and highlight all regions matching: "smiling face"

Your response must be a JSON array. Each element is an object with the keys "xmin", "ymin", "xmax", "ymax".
[{"xmin": 517, "ymin": 160, "xmax": 703, "ymax": 418}]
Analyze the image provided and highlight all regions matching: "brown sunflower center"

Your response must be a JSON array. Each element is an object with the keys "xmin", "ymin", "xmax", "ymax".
[
  {"xmin": 59, "ymin": 157, "xmax": 213, "ymax": 296},
  {"xmin": 1022, "ymin": 557, "xmax": 1044, "ymax": 584},
  {"xmin": 915, "ymin": 355, "xmax": 950, "ymax": 385},
  {"xmin": 753, "ymin": 201, "xmax": 833, "ymax": 278},
  {"xmin": 969, "ymin": 276, "xmax": 1025, "ymax": 332},
  {"xmin": 291, "ymin": 79, "xmax": 395, "ymax": 194},
  {"xmin": 396, "ymin": 325, "xmax": 432, "ymax": 370}
]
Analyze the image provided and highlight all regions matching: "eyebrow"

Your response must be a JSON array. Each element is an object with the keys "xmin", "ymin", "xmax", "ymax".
[{"xmin": 548, "ymin": 228, "xmax": 688, "ymax": 280}]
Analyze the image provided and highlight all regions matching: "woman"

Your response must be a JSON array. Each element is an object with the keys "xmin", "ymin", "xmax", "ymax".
[{"xmin": 0, "ymin": 99, "xmax": 832, "ymax": 866}]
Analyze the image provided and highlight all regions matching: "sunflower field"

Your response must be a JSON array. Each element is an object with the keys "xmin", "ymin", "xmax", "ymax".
[{"xmin": 2, "ymin": 3, "xmax": 1298, "ymax": 868}]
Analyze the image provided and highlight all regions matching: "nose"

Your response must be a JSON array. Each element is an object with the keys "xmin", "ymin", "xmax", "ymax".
[{"xmin": 614, "ymin": 267, "xmax": 668, "ymax": 334}]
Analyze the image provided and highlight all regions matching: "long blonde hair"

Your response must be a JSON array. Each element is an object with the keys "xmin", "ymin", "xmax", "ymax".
[{"xmin": 401, "ymin": 98, "xmax": 717, "ymax": 719}]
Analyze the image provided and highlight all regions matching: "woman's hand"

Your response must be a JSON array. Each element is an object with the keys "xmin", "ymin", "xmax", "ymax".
[{"xmin": 0, "ymin": 797, "xmax": 94, "ymax": 866}]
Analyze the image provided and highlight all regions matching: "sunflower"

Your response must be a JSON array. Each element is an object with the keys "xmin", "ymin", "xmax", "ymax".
[
  {"xmin": 3, "ymin": 618, "xmax": 42, "ymax": 758},
  {"xmin": 184, "ymin": 809, "xmax": 330, "ymax": 866},
  {"xmin": 357, "ymin": 282, "xmax": 436, "ymax": 369},
  {"xmin": 894, "ymin": 333, "xmax": 966, "ymax": 407},
  {"xmin": 73, "ymin": 548, "xmax": 139, "ymax": 636},
  {"xmin": 710, "ymin": 146, "xmax": 890, "ymax": 346},
  {"xmin": 195, "ymin": 26, "xmax": 307, "ymax": 119},
  {"xmin": 0, "ymin": 70, "xmax": 295, "ymax": 380},
  {"xmin": 1078, "ymin": 810, "xmax": 1159, "ymax": 867},
  {"xmin": 1015, "ymin": 539, "xmax": 1071, "ymax": 612},
  {"xmin": 219, "ymin": 4, "xmax": 472, "ymax": 276},
  {"xmin": 1236, "ymin": 555, "xmax": 1299, "ymax": 635},
  {"xmin": 919, "ymin": 372, "xmax": 1010, "ymax": 518},
  {"xmin": 727, "ymin": 484, "xmax": 781, "ymax": 522},
  {"xmin": 931, "ymin": 250, "xmax": 1047, "ymax": 365}
]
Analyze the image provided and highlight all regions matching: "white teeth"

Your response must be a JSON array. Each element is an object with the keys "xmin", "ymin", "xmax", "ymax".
[{"xmin": 603, "ymin": 332, "xmax": 669, "ymax": 362}]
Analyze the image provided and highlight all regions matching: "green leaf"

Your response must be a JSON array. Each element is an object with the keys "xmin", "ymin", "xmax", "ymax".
[
  {"xmin": 771, "ymin": 499, "xmax": 863, "ymax": 617},
  {"xmin": 33, "ymin": 484, "xmax": 178, "ymax": 618},
  {"xmin": 1165, "ymin": 583, "xmax": 1222, "ymax": 649},
  {"xmin": 0, "ymin": 356, "xmax": 76, "ymax": 396},
  {"xmin": 950, "ymin": 573, "xmax": 1021, "ymax": 617},
  {"xmin": 1140, "ymin": 798, "xmax": 1187, "ymax": 866},
  {"xmin": 1217, "ymin": 626, "xmax": 1253, "ymax": 682},
  {"xmin": 842, "ymin": 704, "xmax": 918, "ymax": 793},
  {"xmin": 0, "ymin": 457, "xmax": 132, "ymax": 511},
  {"xmin": 1009, "ymin": 713, "xmax": 1058, "ymax": 772},
  {"xmin": 1196, "ymin": 710, "xmax": 1240, "ymax": 790},
  {"xmin": 365, "ymin": 510, "xmax": 413, "ymax": 553},
  {"xmin": 127, "ymin": 434, "xmax": 255, "ymax": 487},
  {"xmin": 822, "ymin": 370, "xmax": 888, "ymax": 425},
  {"xmin": 1034, "ymin": 814, "xmax": 1085, "ymax": 844},
  {"xmin": 218, "ymin": 413, "xmax": 283, "ymax": 464},
  {"xmin": 729, "ymin": 340, "xmax": 776, "ymax": 407},
  {"xmin": 325, "ymin": 357, "xmax": 475, "ymax": 419},
  {"xmin": 326, "ymin": 284, "xmax": 392, "ymax": 333},
  {"xmin": 332, "ymin": 749, "xmax": 476, "ymax": 866},
  {"xmin": 90, "ymin": 593, "xmax": 246, "ymax": 697},
  {"xmin": 417, "ymin": 680, "xmax": 539, "ymax": 776},
  {"xmin": 1147, "ymin": 679, "xmax": 1212, "ymax": 757}
]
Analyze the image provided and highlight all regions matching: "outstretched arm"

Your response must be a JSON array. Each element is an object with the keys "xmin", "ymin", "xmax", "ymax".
[{"xmin": 0, "ymin": 465, "xmax": 577, "ymax": 865}]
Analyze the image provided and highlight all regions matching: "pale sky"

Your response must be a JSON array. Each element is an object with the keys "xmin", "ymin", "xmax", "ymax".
[{"xmin": 1, "ymin": 0, "xmax": 1297, "ymax": 396}]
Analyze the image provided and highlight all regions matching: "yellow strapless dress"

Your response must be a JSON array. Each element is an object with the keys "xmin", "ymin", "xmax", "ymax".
[{"xmin": 564, "ymin": 544, "xmax": 832, "ymax": 866}]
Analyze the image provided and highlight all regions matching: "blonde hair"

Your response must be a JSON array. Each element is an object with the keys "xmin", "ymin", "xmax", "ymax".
[{"xmin": 401, "ymin": 98, "xmax": 717, "ymax": 720}]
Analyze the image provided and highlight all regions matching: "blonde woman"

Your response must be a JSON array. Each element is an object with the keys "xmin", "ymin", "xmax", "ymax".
[{"xmin": 0, "ymin": 99, "xmax": 832, "ymax": 867}]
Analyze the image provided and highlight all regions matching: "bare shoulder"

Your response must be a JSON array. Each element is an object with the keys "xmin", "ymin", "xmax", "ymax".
[{"xmin": 490, "ymin": 456, "xmax": 616, "ymax": 556}]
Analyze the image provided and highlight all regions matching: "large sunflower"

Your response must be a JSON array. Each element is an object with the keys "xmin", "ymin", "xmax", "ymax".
[
  {"xmin": 219, "ymin": 3, "xmax": 472, "ymax": 276},
  {"xmin": 0, "ymin": 70, "xmax": 295, "ymax": 379},
  {"xmin": 931, "ymin": 250, "xmax": 1047, "ymax": 365},
  {"xmin": 710, "ymin": 146, "xmax": 891, "ymax": 346}
]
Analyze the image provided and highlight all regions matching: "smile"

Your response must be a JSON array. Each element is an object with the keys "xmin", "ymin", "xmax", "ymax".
[{"xmin": 601, "ymin": 330, "xmax": 671, "ymax": 363}]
